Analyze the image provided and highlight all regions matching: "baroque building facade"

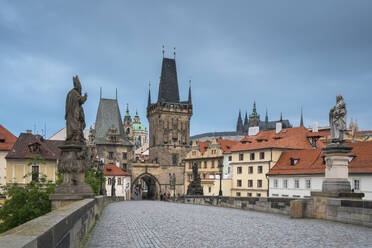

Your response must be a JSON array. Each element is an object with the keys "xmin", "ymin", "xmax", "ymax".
[{"xmin": 129, "ymin": 56, "xmax": 192, "ymax": 199}]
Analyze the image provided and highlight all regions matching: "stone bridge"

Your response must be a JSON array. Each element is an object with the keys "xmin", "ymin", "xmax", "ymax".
[{"xmin": 85, "ymin": 201, "xmax": 372, "ymax": 248}]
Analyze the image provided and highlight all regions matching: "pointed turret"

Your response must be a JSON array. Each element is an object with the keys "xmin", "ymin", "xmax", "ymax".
[
  {"xmin": 280, "ymin": 112, "xmax": 283, "ymax": 122},
  {"xmin": 157, "ymin": 57, "xmax": 180, "ymax": 103},
  {"xmin": 243, "ymin": 111, "xmax": 249, "ymax": 134},
  {"xmin": 265, "ymin": 108, "xmax": 268, "ymax": 123},
  {"xmin": 134, "ymin": 109, "xmax": 140, "ymax": 124},
  {"xmin": 124, "ymin": 104, "xmax": 132, "ymax": 123},
  {"xmin": 236, "ymin": 110, "xmax": 244, "ymax": 134},
  {"xmin": 188, "ymin": 80, "xmax": 192, "ymax": 104},
  {"xmin": 147, "ymin": 83, "xmax": 151, "ymax": 107},
  {"xmin": 300, "ymin": 107, "xmax": 304, "ymax": 127}
]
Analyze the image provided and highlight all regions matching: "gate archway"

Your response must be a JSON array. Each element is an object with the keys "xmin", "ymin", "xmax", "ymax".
[{"xmin": 131, "ymin": 173, "xmax": 160, "ymax": 200}]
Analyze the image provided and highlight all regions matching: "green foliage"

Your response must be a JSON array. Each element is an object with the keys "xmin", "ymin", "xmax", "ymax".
[
  {"xmin": 0, "ymin": 174, "xmax": 56, "ymax": 234},
  {"xmin": 85, "ymin": 167, "xmax": 105, "ymax": 196},
  {"xmin": 0, "ymin": 155, "xmax": 56, "ymax": 234}
]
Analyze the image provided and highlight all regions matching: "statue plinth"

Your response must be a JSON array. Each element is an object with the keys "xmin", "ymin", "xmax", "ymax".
[
  {"xmin": 50, "ymin": 144, "xmax": 94, "ymax": 210},
  {"xmin": 187, "ymin": 175, "xmax": 203, "ymax": 196},
  {"xmin": 321, "ymin": 143, "xmax": 352, "ymax": 193}
]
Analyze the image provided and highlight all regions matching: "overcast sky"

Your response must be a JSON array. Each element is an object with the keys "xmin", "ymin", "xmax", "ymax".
[{"xmin": 1, "ymin": 1, "xmax": 371, "ymax": 137}]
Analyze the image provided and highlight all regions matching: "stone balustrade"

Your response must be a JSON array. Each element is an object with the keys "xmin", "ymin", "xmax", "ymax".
[
  {"xmin": 170, "ymin": 195, "xmax": 372, "ymax": 227},
  {"xmin": 0, "ymin": 196, "xmax": 106, "ymax": 248}
]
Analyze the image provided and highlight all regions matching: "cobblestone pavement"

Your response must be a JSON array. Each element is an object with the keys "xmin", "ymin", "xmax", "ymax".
[{"xmin": 86, "ymin": 201, "xmax": 372, "ymax": 248}]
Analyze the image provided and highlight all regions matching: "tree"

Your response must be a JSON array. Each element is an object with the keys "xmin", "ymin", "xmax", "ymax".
[
  {"xmin": 0, "ymin": 155, "xmax": 56, "ymax": 233},
  {"xmin": 85, "ymin": 167, "xmax": 105, "ymax": 196}
]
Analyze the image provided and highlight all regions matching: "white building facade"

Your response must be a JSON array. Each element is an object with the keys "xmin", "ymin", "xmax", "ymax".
[{"xmin": 104, "ymin": 164, "xmax": 131, "ymax": 200}]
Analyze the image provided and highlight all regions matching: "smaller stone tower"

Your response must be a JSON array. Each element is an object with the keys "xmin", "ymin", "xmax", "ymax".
[{"xmin": 123, "ymin": 104, "xmax": 132, "ymax": 138}]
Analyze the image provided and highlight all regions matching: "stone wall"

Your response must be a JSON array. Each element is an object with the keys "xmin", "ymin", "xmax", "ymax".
[
  {"xmin": 172, "ymin": 195, "xmax": 372, "ymax": 228},
  {"xmin": 171, "ymin": 195, "xmax": 294, "ymax": 215},
  {"xmin": 0, "ymin": 196, "xmax": 106, "ymax": 248}
]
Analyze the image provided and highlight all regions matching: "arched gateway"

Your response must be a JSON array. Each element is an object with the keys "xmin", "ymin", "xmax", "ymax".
[{"xmin": 131, "ymin": 173, "xmax": 160, "ymax": 200}]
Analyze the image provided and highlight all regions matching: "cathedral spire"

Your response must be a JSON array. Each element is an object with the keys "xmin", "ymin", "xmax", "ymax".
[
  {"xmin": 300, "ymin": 107, "xmax": 304, "ymax": 127},
  {"xmin": 265, "ymin": 108, "xmax": 268, "ymax": 123},
  {"xmin": 188, "ymin": 80, "xmax": 192, "ymax": 104},
  {"xmin": 243, "ymin": 111, "xmax": 249, "ymax": 133},
  {"xmin": 236, "ymin": 110, "xmax": 243, "ymax": 134}
]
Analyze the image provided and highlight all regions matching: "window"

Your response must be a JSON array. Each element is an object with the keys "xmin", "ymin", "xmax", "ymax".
[
  {"xmin": 283, "ymin": 179, "xmax": 288, "ymax": 189},
  {"xmin": 203, "ymin": 173, "xmax": 206, "ymax": 179},
  {"xmin": 256, "ymin": 193, "xmax": 261, "ymax": 197},
  {"xmin": 247, "ymin": 192, "xmax": 252, "ymax": 197},
  {"xmin": 239, "ymin": 153, "xmax": 244, "ymax": 161},
  {"xmin": 306, "ymin": 179, "xmax": 311, "ymax": 189},
  {"xmin": 260, "ymin": 152, "xmax": 265, "ymax": 160},
  {"xmin": 295, "ymin": 179, "xmax": 300, "ymax": 189},
  {"xmin": 293, "ymin": 195, "xmax": 300, "ymax": 198},
  {"xmin": 228, "ymin": 166, "xmax": 230, "ymax": 174},
  {"xmin": 189, "ymin": 163, "xmax": 192, "ymax": 169},
  {"xmin": 218, "ymin": 160, "xmax": 223, "ymax": 168},
  {"xmin": 211, "ymin": 149, "xmax": 216, "ymax": 155},
  {"xmin": 250, "ymin": 153, "xmax": 255, "ymax": 160},
  {"xmin": 118, "ymin": 178, "xmax": 122, "ymax": 185},
  {"xmin": 236, "ymin": 192, "xmax": 241, "ymax": 197},
  {"xmin": 248, "ymin": 166, "xmax": 253, "ymax": 174},
  {"xmin": 257, "ymin": 180, "xmax": 262, "ymax": 188},
  {"xmin": 237, "ymin": 167, "xmax": 242, "ymax": 174},
  {"xmin": 211, "ymin": 160, "xmax": 215, "ymax": 168},
  {"xmin": 237, "ymin": 180, "xmax": 242, "ymax": 187},
  {"xmin": 192, "ymin": 151, "xmax": 196, "ymax": 156},
  {"xmin": 31, "ymin": 165, "xmax": 39, "ymax": 181},
  {"xmin": 290, "ymin": 158, "xmax": 299, "ymax": 166},
  {"xmin": 248, "ymin": 180, "xmax": 253, "ymax": 187},
  {"xmin": 258, "ymin": 166, "xmax": 263, "ymax": 174},
  {"xmin": 208, "ymin": 187, "xmax": 211, "ymax": 193},
  {"xmin": 122, "ymin": 152, "xmax": 127, "ymax": 160},
  {"xmin": 108, "ymin": 152, "xmax": 114, "ymax": 160},
  {"xmin": 122, "ymin": 164, "xmax": 127, "ymax": 171},
  {"xmin": 228, "ymin": 156, "xmax": 232, "ymax": 161},
  {"xmin": 353, "ymin": 179, "xmax": 360, "ymax": 191},
  {"xmin": 204, "ymin": 161, "xmax": 207, "ymax": 168},
  {"xmin": 108, "ymin": 178, "xmax": 112, "ymax": 185},
  {"xmin": 198, "ymin": 162, "xmax": 201, "ymax": 169},
  {"xmin": 172, "ymin": 154, "xmax": 178, "ymax": 165},
  {"xmin": 274, "ymin": 179, "xmax": 278, "ymax": 188}
]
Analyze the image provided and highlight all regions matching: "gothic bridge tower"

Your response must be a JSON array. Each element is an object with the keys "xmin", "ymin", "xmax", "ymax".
[{"xmin": 147, "ymin": 57, "xmax": 193, "ymax": 166}]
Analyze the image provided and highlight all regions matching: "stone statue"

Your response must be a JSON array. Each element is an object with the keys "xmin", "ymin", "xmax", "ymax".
[
  {"xmin": 65, "ymin": 76, "xmax": 88, "ymax": 145},
  {"xmin": 50, "ymin": 75, "xmax": 93, "ymax": 210},
  {"xmin": 187, "ymin": 163, "xmax": 203, "ymax": 195},
  {"xmin": 329, "ymin": 95, "xmax": 347, "ymax": 143},
  {"xmin": 192, "ymin": 162, "xmax": 198, "ymax": 179},
  {"xmin": 111, "ymin": 176, "xmax": 116, "ymax": 197}
]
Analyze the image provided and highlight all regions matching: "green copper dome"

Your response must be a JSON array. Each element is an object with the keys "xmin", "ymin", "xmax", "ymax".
[{"xmin": 133, "ymin": 123, "xmax": 147, "ymax": 131}]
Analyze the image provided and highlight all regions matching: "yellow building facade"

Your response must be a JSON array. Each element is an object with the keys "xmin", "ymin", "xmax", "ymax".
[
  {"xmin": 5, "ymin": 132, "xmax": 61, "ymax": 185},
  {"xmin": 184, "ymin": 139, "xmax": 234, "ymax": 196}
]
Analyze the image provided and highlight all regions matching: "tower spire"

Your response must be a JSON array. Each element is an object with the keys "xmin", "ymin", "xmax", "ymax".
[
  {"xmin": 147, "ymin": 82, "xmax": 151, "ymax": 107},
  {"xmin": 157, "ymin": 57, "xmax": 180, "ymax": 103},
  {"xmin": 236, "ymin": 110, "xmax": 243, "ymax": 134},
  {"xmin": 280, "ymin": 112, "xmax": 283, "ymax": 122},
  {"xmin": 188, "ymin": 80, "xmax": 192, "ymax": 104},
  {"xmin": 265, "ymin": 108, "xmax": 268, "ymax": 123},
  {"xmin": 300, "ymin": 107, "xmax": 304, "ymax": 127}
]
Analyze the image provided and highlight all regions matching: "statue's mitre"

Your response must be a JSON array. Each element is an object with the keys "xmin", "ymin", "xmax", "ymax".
[{"xmin": 73, "ymin": 75, "xmax": 81, "ymax": 89}]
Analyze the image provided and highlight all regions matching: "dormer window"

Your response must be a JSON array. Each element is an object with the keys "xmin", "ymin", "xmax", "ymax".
[
  {"xmin": 290, "ymin": 158, "xmax": 299, "ymax": 166},
  {"xmin": 28, "ymin": 143, "xmax": 40, "ymax": 153}
]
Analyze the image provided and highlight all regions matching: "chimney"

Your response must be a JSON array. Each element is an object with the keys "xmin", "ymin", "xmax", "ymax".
[
  {"xmin": 276, "ymin": 122, "xmax": 282, "ymax": 134},
  {"xmin": 26, "ymin": 130, "xmax": 32, "ymax": 134},
  {"xmin": 312, "ymin": 122, "xmax": 318, "ymax": 133}
]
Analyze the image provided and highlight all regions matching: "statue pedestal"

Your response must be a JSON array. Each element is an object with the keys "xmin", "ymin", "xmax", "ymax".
[
  {"xmin": 321, "ymin": 143, "xmax": 352, "ymax": 193},
  {"xmin": 50, "ymin": 144, "xmax": 94, "ymax": 210},
  {"xmin": 187, "ymin": 176, "xmax": 203, "ymax": 196}
]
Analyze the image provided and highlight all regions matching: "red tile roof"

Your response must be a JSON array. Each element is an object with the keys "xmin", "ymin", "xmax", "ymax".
[
  {"xmin": 232, "ymin": 127, "xmax": 325, "ymax": 152},
  {"xmin": 104, "ymin": 164, "xmax": 130, "ymax": 176},
  {"xmin": 196, "ymin": 139, "xmax": 239, "ymax": 154},
  {"xmin": 0, "ymin": 125, "xmax": 17, "ymax": 151},
  {"xmin": 217, "ymin": 139, "xmax": 240, "ymax": 154},
  {"xmin": 197, "ymin": 141, "xmax": 209, "ymax": 153},
  {"xmin": 267, "ymin": 141, "xmax": 372, "ymax": 175},
  {"xmin": 6, "ymin": 133, "xmax": 62, "ymax": 160}
]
